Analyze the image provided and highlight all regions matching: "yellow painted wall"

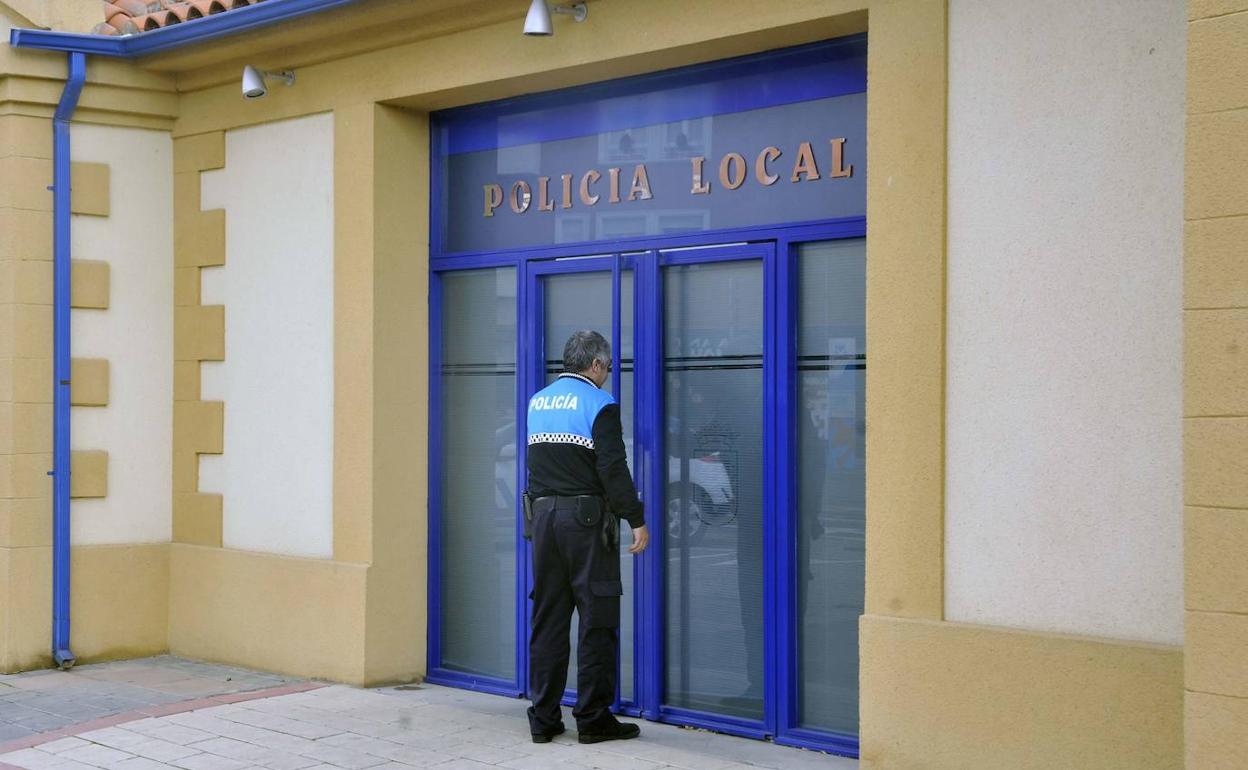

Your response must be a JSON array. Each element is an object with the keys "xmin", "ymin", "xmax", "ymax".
[
  {"xmin": 0, "ymin": 545, "xmax": 168, "ymax": 671},
  {"xmin": 0, "ymin": 3, "xmax": 1210, "ymax": 768},
  {"xmin": 167, "ymin": 544, "xmax": 367, "ymax": 683},
  {"xmin": 1184, "ymin": 2, "xmax": 1248, "ymax": 768},
  {"xmin": 861, "ymin": 616, "xmax": 1184, "ymax": 770},
  {"xmin": 0, "ymin": 12, "xmax": 177, "ymax": 672}
]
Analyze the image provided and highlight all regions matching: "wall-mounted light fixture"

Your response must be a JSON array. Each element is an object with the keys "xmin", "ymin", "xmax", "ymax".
[
  {"xmin": 523, "ymin": 0, "xmax": 588, "ymax": 36},
  {"xmin": 242, "ymin": 65, "xmax": 295, "ymax": 100}
]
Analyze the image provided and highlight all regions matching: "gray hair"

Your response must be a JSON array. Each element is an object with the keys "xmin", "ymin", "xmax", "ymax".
[{"xmin": 563, "ymin": 330, "xmax": 611, "ymax": 373}]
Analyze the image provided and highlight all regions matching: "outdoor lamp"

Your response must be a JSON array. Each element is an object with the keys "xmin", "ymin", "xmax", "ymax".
[
  {"xmin": 523, "ymin": 0, "xmax": 588, "ymax": 36},
  {"xmin": 242, "ymin": 65, "xmax": 296, "ymax": 100}
]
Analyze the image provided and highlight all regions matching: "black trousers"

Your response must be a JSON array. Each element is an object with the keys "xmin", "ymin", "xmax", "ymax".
[{"xmin": 527, "ymin": 497, "xmax": 622, "ymax": 734}]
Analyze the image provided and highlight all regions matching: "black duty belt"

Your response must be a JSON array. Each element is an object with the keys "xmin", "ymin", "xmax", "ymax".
[
  {"xmin": 534, "ymin": 494, "xmax": 603, "ymax": 527},
  {"xmin": 525, "ymin": 494, "xmax": 617, "ymax": 550}
]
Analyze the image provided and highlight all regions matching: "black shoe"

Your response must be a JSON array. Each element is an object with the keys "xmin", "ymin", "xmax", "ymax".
[
  {"xmin": 531, "ymin": 724, "xmax": 566, "ymax": 744},
  {"xmin": 577, "ymin": 721, "xmax": 640, "ymax": 744}
]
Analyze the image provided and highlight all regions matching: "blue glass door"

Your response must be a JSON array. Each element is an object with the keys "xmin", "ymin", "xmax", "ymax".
[
  {"xmin": 432, "ymin": 230, "xmax": 865, "ymax": 758},
  {"xmin": 637, "ymin": 243, "xmax": 775, "ymax": 736},
  {"xmin": 523, "ymin": 256, "xmax": 639, "ymax": 708}
]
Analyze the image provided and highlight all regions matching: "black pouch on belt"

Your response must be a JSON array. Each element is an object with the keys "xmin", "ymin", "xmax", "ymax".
[
  {"xmin": 522, "ymin": 491, "xmax": 534, "ymax": 540},
  {"xmin": 574, "ymin": 495, "xmax": 603, "ymax": 528}
]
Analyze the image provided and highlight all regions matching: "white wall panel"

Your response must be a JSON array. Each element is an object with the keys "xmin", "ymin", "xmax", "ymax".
[
  {"xmin": 945, "ymin": 1, "xmax": 1185, "ymax": 644},
  {"xmin": 69, "ymin": 125, "xmax": 173, "ymax": 544},
  {"xmin": 198, "ymin": 113, "xmax": 334, "ymax": 559}
]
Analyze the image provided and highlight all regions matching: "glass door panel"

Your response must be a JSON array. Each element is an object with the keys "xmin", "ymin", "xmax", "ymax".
[
  {"xmin": 795, "ymin": 239, "xmax": 865, "ymax": 735},
  {"xmin": 437, "ymin": 267, "xmax": 517, "ymax": 681},
  {"xmin": 660, "ymin": 254, "xmax": 766, "ymax": 722},
  {"xmin": 533, "ymin": 262, "xmax": 636, "ymax": 703}
]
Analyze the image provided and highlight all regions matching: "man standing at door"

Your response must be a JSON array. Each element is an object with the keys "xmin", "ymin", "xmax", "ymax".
[{"xmin": 525, "ymin": 330, "xmax": 648, "ymax": 744}]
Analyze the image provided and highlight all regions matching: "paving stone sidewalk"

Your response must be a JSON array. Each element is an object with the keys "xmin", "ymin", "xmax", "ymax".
[
  {"xmin": 0, "ymin": 659, "xmax": 857, "ymax": 770},
  {"xmin": 0, "ymin": 658, "xmax": 296, "ymax": 742}
]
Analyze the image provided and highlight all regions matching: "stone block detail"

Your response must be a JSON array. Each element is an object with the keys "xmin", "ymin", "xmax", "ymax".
[
  {"xmin": 172, "ymin": 141, "xmax": 228, "ymax": 549},
  {"xmin": 175, "ymin": 267, "xmax": 201, "ymax": 307},
  {"xmin": 173, "ymin": 492, "xmax": 223, "ymax": 547},
  {"xmin": 1186, "ymin": 5, "xmax": 1248, "ymax": 766},
  {"xmin": 1, "ymin": 402, "xmax": 52, "ymax": 454},
  {"xmin": 0, "ymin": 210, "xmax": 52, "ymax": 261},
  {"xmin": 70, "ymin": 162, "xmax": 110, "ymax": 217},
  {"xmin": 70, "ymin": 450, "xmax": 107, "ymax": 498},
  {"xmin": 174, "ymin": 360, "xmax": 200, "ymax": 401},
  {"xmin": 71, "ymin": 259, "xmax": 110, "ymax": 309},
  {"xmin": 175, "ymin": 305, "xmax": 225, "ymax": 361},
  {"xmin": 0, "ymin": 497, "xmax": 51, "ymax": 548},
  {"xmin": 1185, "ymin": 110, "xmax": 1248, "ymax": 221},
  {"xmin": 174, "ymin": 400, "xmax": 224, "ymax": 456},
  {"xmin": 1185, "ymin": 216, "xmax": 1248, "ymax": 310},
  {"xmin": 173, "ymin": 132, "xmax": 225, "ymax": 174},
  {"xmin": 71, "ymin": 358, "xmax": 109, "ymax": 406},
  {"xmin": 0, "ymin": 157, "xmax": 52, "ymax": 211}
]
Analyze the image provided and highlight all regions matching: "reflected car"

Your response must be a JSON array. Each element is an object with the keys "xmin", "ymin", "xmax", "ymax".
[{"xmin": 494, "ymin": 424, "xmax": 735, "ymax": 545}]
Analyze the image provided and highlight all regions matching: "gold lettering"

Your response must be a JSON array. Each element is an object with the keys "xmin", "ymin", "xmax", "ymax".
[
  {"xmin": 755, "ymin": 146, "xmax": 781, "ymax": 186},
  {"xmin": 509, "ymin": 180, "xmax": 532, "ymax": 214},
  {"xmin": 719, "ymin": 152, "xmax": 746, "ymax": 190},
  {"xmin": 628, "ymin": 164, "xmax": 654, "ymax": 201},
  {"xmin": 830, "ymin": 138, "xmax": 853, "ymax": 178},
  {"xmin": 580, "ymin": 169, "xmax": 601, "ymax": 206},
  {"xmin": 790, "ymin": 141, "xmax": 821, "ymax": 182},
  {"xmin": 483, "ymin": 184, "xmax": 503, "ymax": 217},
  {"xmin": 788, "ymin": 141, "xmax": 818, "ymax": 183},
  {"xmin": 608, "ymin": 167, "xmax": 622, "ymax": 204},
  {"xmin": 537, "ymin": 176, "xmax": 555, "ymax": 212},
  {"xmin": 690, "ymin": 156, "xmax": 711, "ymax": 195},
  {"xmin": 561, "ymin": 174, "xmax": 574, "ymax": 209}
]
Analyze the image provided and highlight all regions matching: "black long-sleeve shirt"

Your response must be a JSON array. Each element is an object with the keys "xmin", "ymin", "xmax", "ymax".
[{"xmin": 526, "ymin": 373, "xmax": 644, "ymax": 528}]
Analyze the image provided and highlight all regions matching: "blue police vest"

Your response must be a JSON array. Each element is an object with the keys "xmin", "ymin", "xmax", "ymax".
[{"xmin": 527, "ymin": 373, "xmax": 615, "ymax": 449}]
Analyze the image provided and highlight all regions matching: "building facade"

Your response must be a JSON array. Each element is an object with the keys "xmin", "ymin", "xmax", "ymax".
[{"xmin": 0, "ymin": 1, "xmax": 1244, "ymax": 767}]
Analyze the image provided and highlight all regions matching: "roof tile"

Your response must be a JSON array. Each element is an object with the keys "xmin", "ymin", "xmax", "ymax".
[{"xmin": 99, "ymin": 0, "xmax": 269, "ymax": 35}]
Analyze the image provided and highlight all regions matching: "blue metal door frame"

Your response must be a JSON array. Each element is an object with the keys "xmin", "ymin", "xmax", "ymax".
[{"xmin": 426, "ymin": 216, "xmax": 864, "ymax": 758}]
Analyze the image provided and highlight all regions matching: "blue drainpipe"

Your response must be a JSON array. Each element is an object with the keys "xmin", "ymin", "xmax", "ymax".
[{"xmin": 50, "ymin": 51, "xmax": 86, "ymax": 670}]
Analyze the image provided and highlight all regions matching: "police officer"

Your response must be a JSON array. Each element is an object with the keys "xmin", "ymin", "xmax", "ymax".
[{"xmin": 525, "ymin": 330, "xmax": 648, "ymax": 744}]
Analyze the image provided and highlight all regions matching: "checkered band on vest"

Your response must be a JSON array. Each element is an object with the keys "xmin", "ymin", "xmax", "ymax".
[{"xmin": 528, "ymin": 432, "xmax": 595, "ymax": 449}]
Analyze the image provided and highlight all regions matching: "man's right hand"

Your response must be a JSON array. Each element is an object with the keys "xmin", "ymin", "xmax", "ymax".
[{"xmin": 628, "ymin": 525, "xmax": 649, "ymax": 554}]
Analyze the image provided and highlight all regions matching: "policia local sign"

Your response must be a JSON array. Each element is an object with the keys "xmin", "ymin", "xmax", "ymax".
[
  {"xmin": 432, "ymin": 38, "xmax": 867, "ymax": 255},
  {"xmin": 482, "ymin": 138, "xmax": 855, "ymax": 218}
]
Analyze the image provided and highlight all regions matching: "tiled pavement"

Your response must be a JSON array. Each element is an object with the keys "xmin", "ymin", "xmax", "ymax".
[
  {"xmin": 0, "ymin": 659, "xmax": 296, "ymax": 743},
  {"xmin": 0, "ymin": 660, "xmax": 857, "ymax": 770}
]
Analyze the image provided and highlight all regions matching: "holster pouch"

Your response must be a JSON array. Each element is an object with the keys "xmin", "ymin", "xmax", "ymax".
[
  {"xmin": 573, "ymin": 495, "xmax": 602, "ymax": 528},
  {"xmin": 603, "ymin": 503, "xmax": 620, "ymax": 552},
  {"xmin": 522, "ymin": 491, "xmax": 534, "ymax": 540}
]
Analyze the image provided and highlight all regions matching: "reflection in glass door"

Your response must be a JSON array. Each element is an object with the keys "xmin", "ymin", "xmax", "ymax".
[
  {"xmin": 435, "ymin": 267, "xmax": 518, "ymax": 682},
  {"xmin": 657, "ymin": 247, "xmax": 769, "ymax": 725},
  {"xmin": 528, "ymin": 259, "xmax": 636, "ymax": 705},
  {"xmin": 431, "ymin": 231, "xmax": 866, "ymax": 757}
]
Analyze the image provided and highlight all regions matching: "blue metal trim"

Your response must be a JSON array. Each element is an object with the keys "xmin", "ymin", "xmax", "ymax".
[
  {"xmin": 657, "ymin": 242, "xmax": 770, "ymax": 267},
  {"xmin": 430, "ymin": 216, "xmax": 866, "ymax": 269},
  {"xmin": 637, "ymin": 250, "xmax": 663, "ymax": 720},
  {"xmin": 9, "ymin": 0, "xmax": 366, "ymax": 58},
  {"xmin": 515, "ymin": 260, "xmax": 531, "ymax": 698},
  {"xmin": 424, "ymin": 669, "xmax": 523, "ymax": 699},
  {"xmin": 432, "ymin": 35, "xmax": 866, "ymax": 155},
  {"xmin": 425, "ymin": 272, "xmax": 445, "ymax": 675},
  {"xmin": 761, "ymin": 241, "xmax": 779, "ymax": 737},
  {"xmin": 524, "ymin": 254, "xmax": 635, "ymax": 276},
  {"xmin": 775, "ymin": 726, "xmax": 860, "ymax": 759},
  {"xmin": 772, "ymin": 235, "xmax": 799, "ymax": 742},
  {"xmin": 50, "ymin": 51, "xmax": 86, "ymax": 671},
  {"xmin": 428, "ymin": 124, "xmax": 448, "ymax": 272},
  {"xmin": 656, "ymin": 706, "xmax": 769, "ymax": 741},
  {"xmin": 611, "ymin": 256, "xmax": 622, "ymax": 400}
]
